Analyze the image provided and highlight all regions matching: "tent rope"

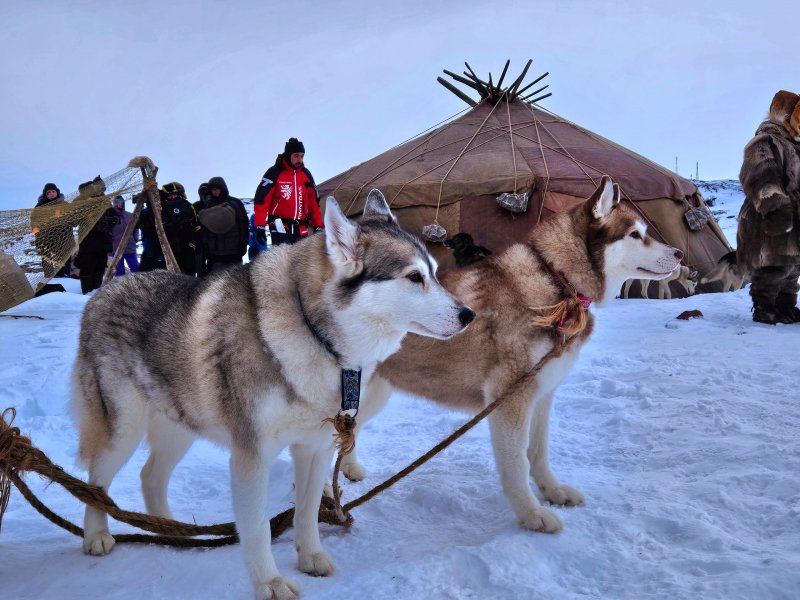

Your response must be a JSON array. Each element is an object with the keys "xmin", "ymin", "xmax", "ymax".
[
  {"xmin": 523, "ymin": 104, "xmax": 667, "ymax": 242},
  {"xmin": 506, "ymin": 96, "xmax": 519, "ymax": 193},
  {"xmin": 531, "ymin": 108, "xmax": 551, "ymax": 225},
  {"xmin": 340, "ymin": 105, "xmax": 473, "ymax": 214},
  {"xmin": 343, "ymin": 118, "xmax": 541, "ymax": 213},
  {"xmin": 389, "ymin": 125, "xmax": 529, "ymax": 206},
  {"xmin": 434, "ymin": 100, "xmax": 503, "ymax": 224}
]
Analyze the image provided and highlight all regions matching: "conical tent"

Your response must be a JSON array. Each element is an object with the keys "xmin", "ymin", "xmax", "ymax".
[{"xmin": 319, "ymin": 69, "xmax": 730, "ymax": 297}]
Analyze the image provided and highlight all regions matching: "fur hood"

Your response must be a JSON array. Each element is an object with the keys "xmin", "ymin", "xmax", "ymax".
[
  {"xmin": 207, "ymin": 176, "xmax": 230, "ymax": 197},
  {"xmin": 737, "ymin": 119, "xmax": 800, "ymax": 271}
]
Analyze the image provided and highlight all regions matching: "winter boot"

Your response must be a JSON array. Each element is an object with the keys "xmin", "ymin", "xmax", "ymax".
[
  {"xmin": 776, "ymin": 293, "xmax": 800, "ymax": 324},
  {"xmin": 752, "ymin": 305, "xmax": 780, "ymax": 325}
]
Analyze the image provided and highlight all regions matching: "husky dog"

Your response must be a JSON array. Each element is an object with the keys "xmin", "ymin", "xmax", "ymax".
[
  {"xmin": 700, "ymin": 250, "xmax": 747, "ymax": 292},
  {"xmin": 341, "ymin": 177, "xmax": 682, "ymax": 533},
  {"xmin": 444, "ymin": 232, "xmax": 493, "ymax": 268},
  {"xmin": 71, "ymin": 191, "xmax": 474, "ymax": 600},
  {"xmin": 622, "ymin": 265, "xmax": 698, "ymax": 299}
]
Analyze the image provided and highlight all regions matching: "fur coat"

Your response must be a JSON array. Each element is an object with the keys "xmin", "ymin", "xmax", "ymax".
[{"xmin": 737, "ymin": 120, "xmax": 800, "ymax": 271}]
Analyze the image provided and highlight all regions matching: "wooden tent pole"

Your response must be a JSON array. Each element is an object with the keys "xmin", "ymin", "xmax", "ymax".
[
  {"xmin": 442, "ymin": 70, "xmax": 485, "ymax": 94},
  {"xmin": 507, "ymin": 59, "xmax": 533, "ymax": 98},
  {"xmin": 102, "ymin": 193, "xmax": 145, "ymax": 285},
  {"xmin": 514, "ymin": 72, "xmax": 549, "ymax": 98},
  {"xmin": 141, "ymin": 168, "xmax": 181, "ymax": 273},
  {"xmin": 436, "ymin": 78, "xmax": 477, "ymax": 107},
  {"xmin": 495, "ymin": 60, "xmax": 511, "ymax": 90}
]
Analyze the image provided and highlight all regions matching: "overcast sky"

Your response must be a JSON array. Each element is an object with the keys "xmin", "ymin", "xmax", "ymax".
[{"xmin": 1, "ymin": 0, "xmax": 796, "ymax": 210}]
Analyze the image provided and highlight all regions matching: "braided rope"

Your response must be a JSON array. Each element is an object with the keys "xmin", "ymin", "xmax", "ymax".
[{"xmin": 1, "ymin": 320, "xmax": 585, "ymax": 548}]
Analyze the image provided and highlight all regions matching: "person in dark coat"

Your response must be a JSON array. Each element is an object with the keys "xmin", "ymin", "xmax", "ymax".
[
  {"xmin": 110, "ymin": 195, "xmax": 139, "ymax": 276},
  {"xmin": 192, "ymin": 182, "xmax": 212, "ymax": 274},
  {"xmin": 138, "ymin": 182, "xmax": 198, "ymax": 275},
  {"xmin": 737, "ymin": 90, "xmax": 800, "ymax": 324},
  {"xmin": 196, "ymin": 176, "xmax": 249, "ymax": 274},
  {"xmin": 74, "ymin": 177, "xmax": 118, "ymax": 294}
]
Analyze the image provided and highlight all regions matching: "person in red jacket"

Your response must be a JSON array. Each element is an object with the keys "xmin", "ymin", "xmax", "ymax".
[{"xmin": 253, "ymin": 137, "xmax": 324, "ymax": 246}]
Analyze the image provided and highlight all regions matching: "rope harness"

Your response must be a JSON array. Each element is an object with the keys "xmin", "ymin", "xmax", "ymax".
[{"xmin": 0, "ymin": 291, "xmax": 589, "ymax": 548}]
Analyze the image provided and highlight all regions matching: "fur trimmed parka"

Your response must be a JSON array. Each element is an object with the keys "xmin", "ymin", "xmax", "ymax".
[{"xmin": 737, "ymin": 120, "xmax": 800, "ymax": 272}]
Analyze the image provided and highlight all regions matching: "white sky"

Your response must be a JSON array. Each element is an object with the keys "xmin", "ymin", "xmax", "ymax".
[{"xmin": 1, "ymin": 0, "xmax": 796, "ymax": 209}]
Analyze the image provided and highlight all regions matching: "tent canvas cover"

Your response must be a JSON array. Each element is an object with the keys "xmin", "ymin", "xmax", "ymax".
[{"xmin": 319, "ymin": 97, "xmax": 730, "ymax": 297}]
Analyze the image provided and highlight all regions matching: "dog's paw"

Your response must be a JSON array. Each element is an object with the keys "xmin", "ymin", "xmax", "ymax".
[
  {"xmin": 298, "ymin": 551, "xmax": 335, "ymax": 577},
  {"xmin": 342, "ymin": 460, "xmax": 365, "ymax": 482},
  {"xmin": 83, "ymin": 531, "xmax": 116, "ymax": 555},
  {"xmin": 520, "ymin": 506, "xmax": 563, "ymax": 533},
  {"xmin": 257, "ymin": 576, "xmax": 301, "ymax": 600},
  {"xmin": 540, "ymin": 483, "xmax": 585, "ymax": 507}
]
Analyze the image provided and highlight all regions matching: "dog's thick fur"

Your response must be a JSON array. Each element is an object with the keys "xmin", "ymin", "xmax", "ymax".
[
  {"xmin": 444, "ymin": 232, "xmax": 493, "ymax": 268},
  {"xmin": 700, "ymin": 250, "xmax": 747, "ymax": 292},
  {"xmin": 341, "ymin": 177, "xmax": 683, "ymax": 533},
  {"xmin": 622, "ymin": 265, "xmax": 698, "ymax": 299},
  {"xmin": 71, "ymin": 191, "xmax": 473, "ymax": 600}
]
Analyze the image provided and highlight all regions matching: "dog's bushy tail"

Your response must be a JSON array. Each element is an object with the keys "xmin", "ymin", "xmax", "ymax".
[{"xmin": 70, "ymin": 359, "xmax": 113, "ymax": 468}]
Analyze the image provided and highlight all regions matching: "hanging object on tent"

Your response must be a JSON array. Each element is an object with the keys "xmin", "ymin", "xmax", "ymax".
[
  {"xmin": 421, "ymin": 222, "xmax": 447, "ymax": 243},
  {"xmin": 496, "ymin": 192, "xmax": 529, "ymax": 213},
  {"xmin": 683, "ymin": 205, "xmax": 711, "ymax": 231},
  {"xmin": 436, "ymin": 59, "xmax": 552, "ymax": 106}
]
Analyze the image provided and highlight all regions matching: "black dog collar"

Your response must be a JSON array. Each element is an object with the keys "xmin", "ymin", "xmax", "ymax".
[{"xmin": 341, "ymin": 368, "xmax": 362, "ymax": 412}]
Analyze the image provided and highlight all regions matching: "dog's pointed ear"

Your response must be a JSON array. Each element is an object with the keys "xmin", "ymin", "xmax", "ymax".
[
  {"xmin": 591, "ymin": 176, "xmax": 619, "ymax": 220},
  {"xmin": 324, "ymin": 197, "xmax": 362, "ymax": 274},
  {"xmin": 363, "ymin": 189, "xmax": 396, "ymax": 223}
]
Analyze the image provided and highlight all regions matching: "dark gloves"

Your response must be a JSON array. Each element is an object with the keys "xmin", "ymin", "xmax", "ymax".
[
  {"xmin": 255, "ymin": 225, "xmax": 268, "ymax": 245},
  {"xmin": 759, "ymin": 191, "xmax": 794, "ymax": 236}
]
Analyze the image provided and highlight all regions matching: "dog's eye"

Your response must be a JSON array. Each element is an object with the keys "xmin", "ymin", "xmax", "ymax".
[
  {"xmin": 629, "ymin": 231, "xmax": 642, "ymax": 240},
  {"xmin": 406, "ymin": 271, "xmax": 424, "ymax": 284}
]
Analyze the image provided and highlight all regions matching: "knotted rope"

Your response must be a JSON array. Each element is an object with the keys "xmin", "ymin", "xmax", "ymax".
[
  {"xmin": 1, "ymin": 318, "xmax": 587, "ymax": 548},
  {"xmin": 321, "ymin": 412, "xmax": 357, "ymax": 525}
]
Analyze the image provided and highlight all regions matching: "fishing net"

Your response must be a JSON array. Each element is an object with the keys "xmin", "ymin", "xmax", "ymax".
[{"xmin": 0, "ymin": 165, "xmax": 147, "ymax": 312}]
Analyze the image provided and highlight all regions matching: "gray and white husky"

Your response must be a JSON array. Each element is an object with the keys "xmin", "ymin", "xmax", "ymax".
[
  {"xmin": 71, "ymin": 190, "xmax": 474, "ymax": 600},
  {"xmin": 342, "ymin": 177, "xmax": 683, "ymax": 533}
]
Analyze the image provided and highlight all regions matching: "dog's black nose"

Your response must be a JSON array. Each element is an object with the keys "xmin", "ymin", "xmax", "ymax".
[
  {"xmin": 674, "ymin": 249, "xmax": 684, "ymax": 260},
  {"xmin": 458, "ymin": 306, "xmax": 476, "ymax": 326}
]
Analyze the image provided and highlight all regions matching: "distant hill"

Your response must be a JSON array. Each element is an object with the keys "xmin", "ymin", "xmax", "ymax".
[{"xmin": 694, "ymin": 179, "xmax": 743, "ymax": 249}]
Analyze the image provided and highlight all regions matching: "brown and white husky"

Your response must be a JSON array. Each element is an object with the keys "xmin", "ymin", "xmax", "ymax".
[{"xmin": 343, "ymin": 177, "xmax": 683, "ymax": 534}]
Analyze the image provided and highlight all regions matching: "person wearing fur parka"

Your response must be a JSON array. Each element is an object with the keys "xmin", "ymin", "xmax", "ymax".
[{"xmin": 737, "ymin": 90, "xmax": 800, "ymax": 324}]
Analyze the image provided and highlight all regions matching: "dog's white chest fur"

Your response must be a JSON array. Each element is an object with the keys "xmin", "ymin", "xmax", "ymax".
[{"xmin": 530, "ymin": 344, "xmax": 582, "ymax": 401}]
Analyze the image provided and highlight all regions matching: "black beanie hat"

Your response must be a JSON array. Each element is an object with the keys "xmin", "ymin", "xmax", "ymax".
[
  {"xmin": 43, "ymin": 182, "xmax": 59, "ymax": 195},
  {"xmin": 284, "ymin": 137, "xmax": 305, "ymax": 156}
]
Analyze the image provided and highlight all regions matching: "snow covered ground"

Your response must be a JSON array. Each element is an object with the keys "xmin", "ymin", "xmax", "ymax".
[{"xmin": 2, "ymin": 185, "xmax": 799, "ymax": 600}]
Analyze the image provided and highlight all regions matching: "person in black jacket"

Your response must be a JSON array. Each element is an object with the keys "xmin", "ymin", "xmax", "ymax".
[
  {"xmin": 139, "ymin": 182, "xmax": 198, "ymax": 275},
  {"xmin": 192, "ymin": 182, "xmax": 212, "ymax": 275},
  {"xmin": 74, "ymin": 177, "xmax": 118, "ymax": 294},
  {"xmin": 196, "ymin": 176, "xmax": 249, "ymax": 275}
]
